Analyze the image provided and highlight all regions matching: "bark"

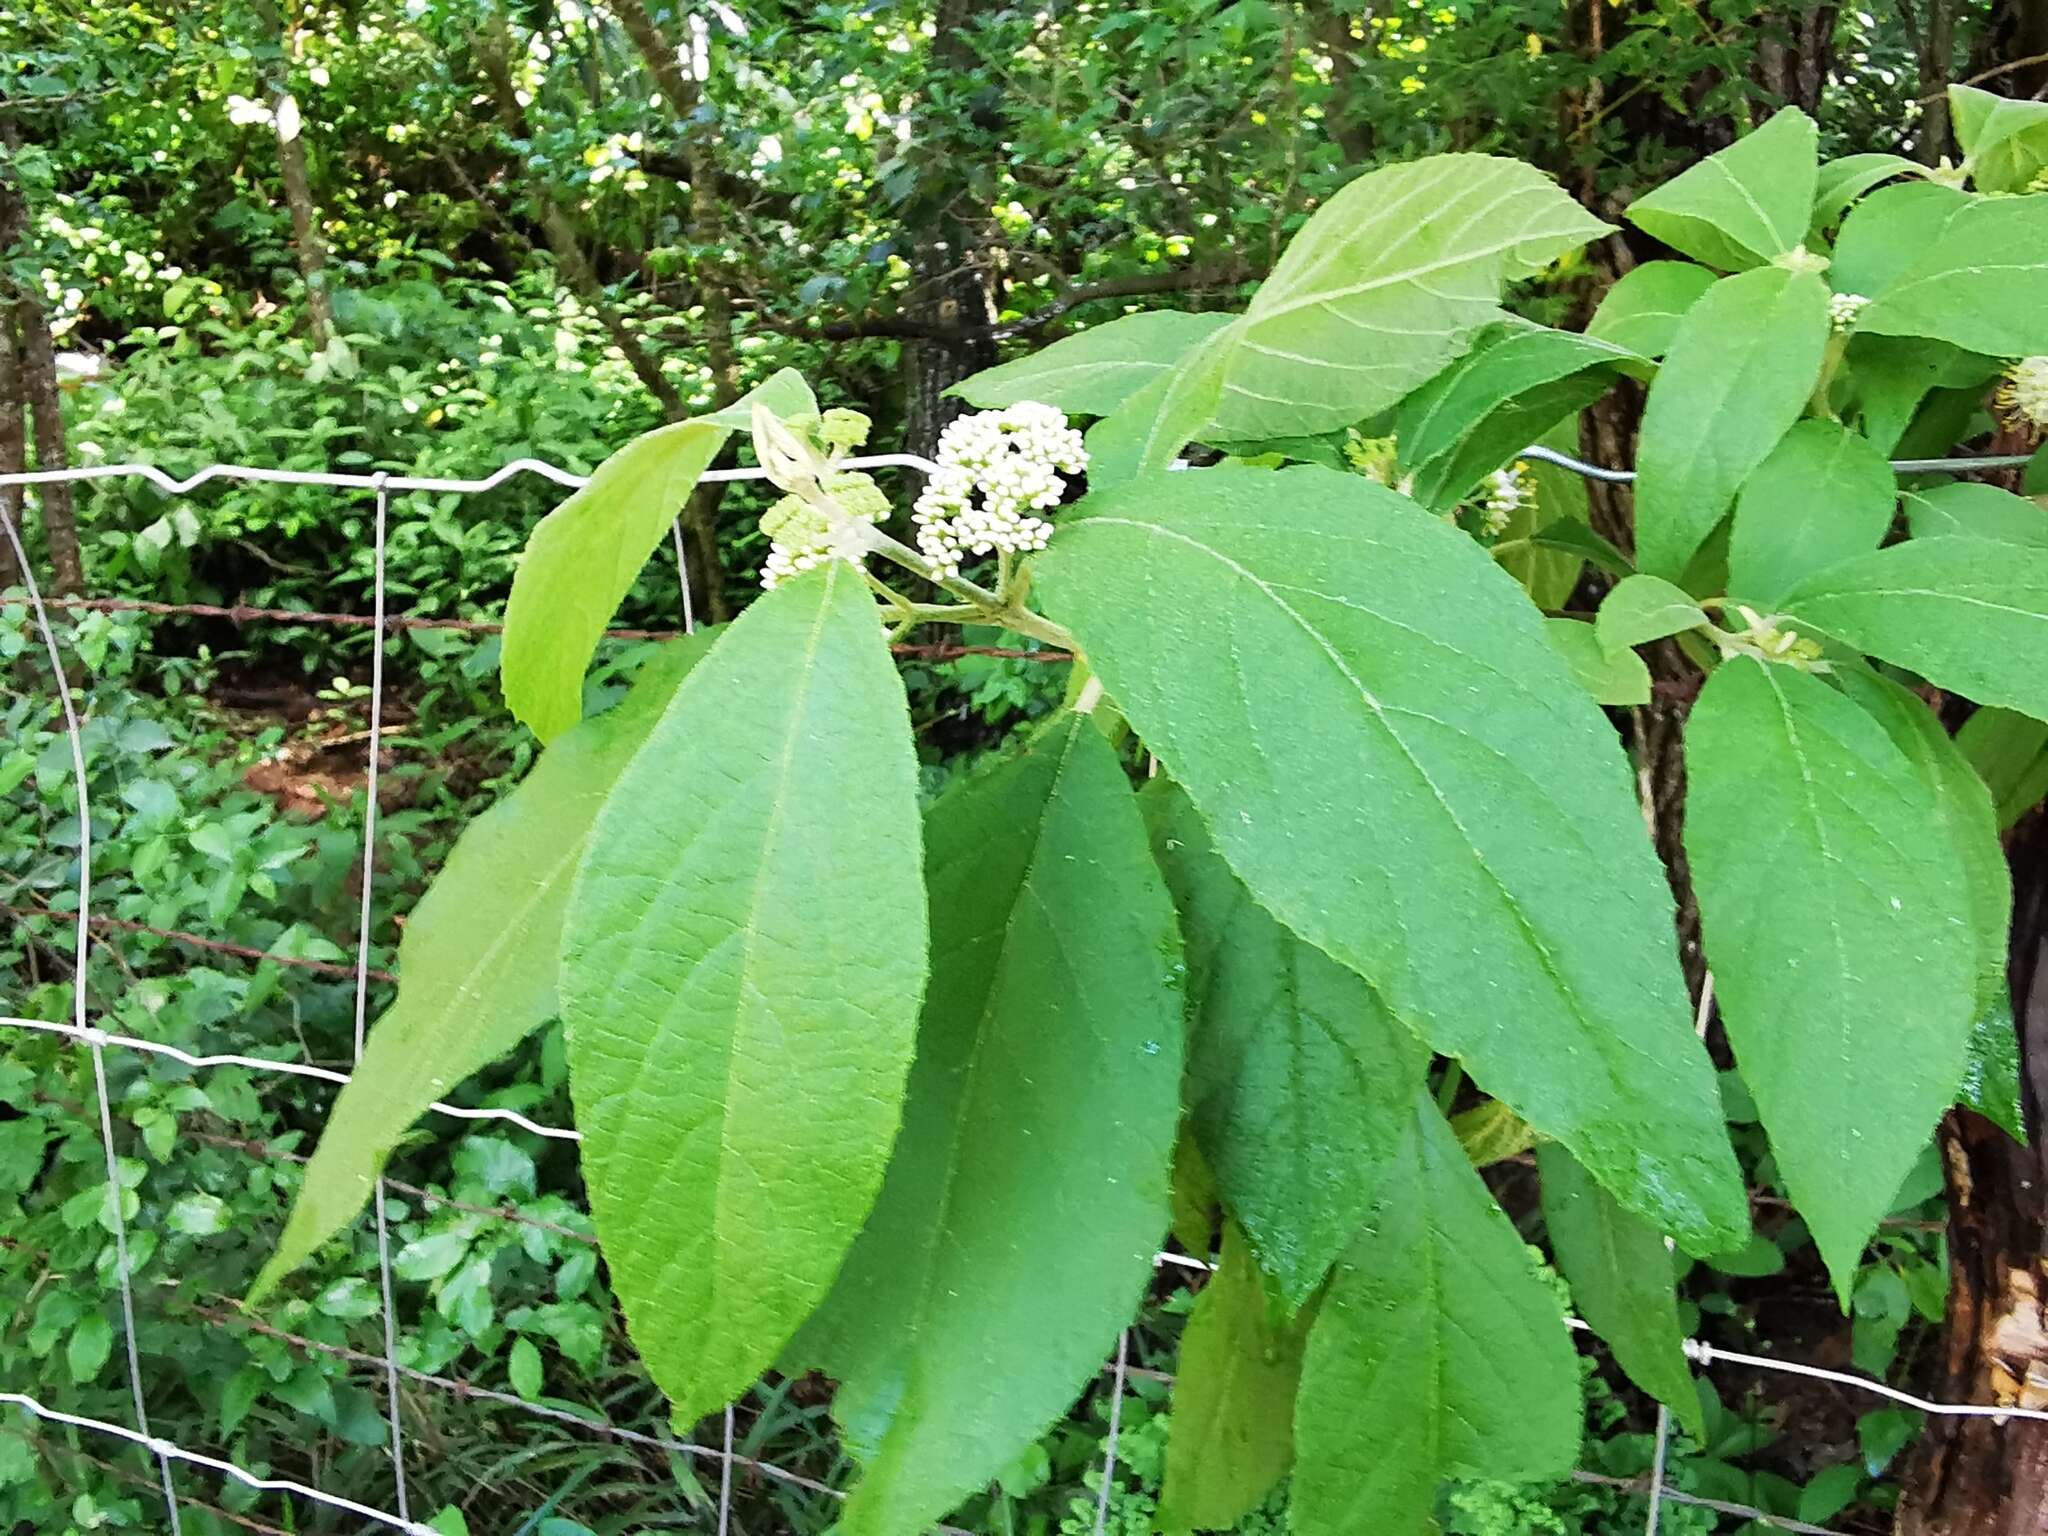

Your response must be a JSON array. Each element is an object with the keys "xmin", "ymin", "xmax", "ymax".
[
  {"xmin": 902, "ymin": 0, "xmax": 999, "ymax": 459},
  {"xmin": 252, "ymin": 0, "xmax": 336, "ymax": 346},
  {"xmin": 1909, "ymin": 0, "xmax": 1959, "ymax": 166},
  {"xmin": 15, "ymin": 301, "xmax": 82, "ymax": 595},
  {"xmin": 1967, "ymin": 0, "xmax": 2048, "ymax": 102},
  {"xmin": 0, "ymin": 311, "xmax": 23, "ymax": 591},
  {"xmin": 1897, "ymin": 815, "xmax": 2048, "ymax": 1535}
]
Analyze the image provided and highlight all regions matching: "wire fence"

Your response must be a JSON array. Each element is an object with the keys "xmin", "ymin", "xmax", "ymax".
[{"xmin": 2, "ymin": 446, "xmax": 2044, "ymax": 1536}]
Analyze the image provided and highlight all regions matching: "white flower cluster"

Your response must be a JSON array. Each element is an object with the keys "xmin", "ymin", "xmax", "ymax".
[
  {"xmin": 760, "ymin": 473, "xmax": 891, "ymax": 590},
  {"xmin": 1828, "ymin": 291, "xmax": 1871, "ymax": 331},
  {"xmin": 1477, "ymin": 461, "xmax": 1536, "ymax": 537},
  {"xmin": 1998, "ymin": 356, "xmax": 2048, "ymax": 430},
  {"xmin": 912, "ymin": 403, "xmax": 1087, "ymax": 580}
]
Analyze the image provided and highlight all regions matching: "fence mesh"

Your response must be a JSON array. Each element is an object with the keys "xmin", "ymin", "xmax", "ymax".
[{"xmin": 4, "ymin": 447, "xmax": 2045, "ymax": 1536}]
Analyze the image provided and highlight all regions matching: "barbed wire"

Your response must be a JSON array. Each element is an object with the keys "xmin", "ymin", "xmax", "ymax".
[{"xmin": 7, "ymin": 448, "xmax": 2046, "ymax": 1536}]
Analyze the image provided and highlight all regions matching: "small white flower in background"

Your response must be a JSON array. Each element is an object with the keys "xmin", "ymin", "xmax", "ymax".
[
  {"xmin": 1478, "ymin": 460, "xmax": 1536, "ymax": 537},
  {"xmin": 1827, "ymin": 292, "xmax": 1871, "ymax": 331},
  {"xmin": 760, "ymin": 472, "xmax": 891, "ymax": 590},
  {"xmin": 912, "ymin": 403, "xmax": 1087, "ymax": 581},
  {"xmin": 225, "ymin": 94, "xmax": 274, "ymax": 128},
  {"xmin": 1997, "ymin": 356, "xmax": 2048, "ymax": 430}
]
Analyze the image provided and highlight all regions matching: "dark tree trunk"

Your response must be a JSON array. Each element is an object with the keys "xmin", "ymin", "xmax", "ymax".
[
  {"xmin": 1912, "ymin": 0, "xmax": 1960, "ymax": 166},
  {"xmin": 1968, "ymin": 0, "xmax": 2048, "ymax": 101},
  {"xmin": 253, "ymin": 0, "xmax": 335, "ymax": 347},
  {"xmin": 0, "ymin": 310, "xmax": 23, "ymax": 591},
  {"xmin": 901, "ymin": 0, "xmax": 998, "ymax": 460},
  {"xmin": 1897, "ymin": 812, "xmax": 2048, "ymax": 1535},
  {"xmin": 14, "ymin": 302, "xmax": 80, "ymax": 594}
]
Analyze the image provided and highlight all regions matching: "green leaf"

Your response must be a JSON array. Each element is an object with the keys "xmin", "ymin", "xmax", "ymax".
[
  {"xmin": 1544, "ymin": 618, "xmax": 1651, "ymax": 705},
  {"xmin": 1812, "ymin": 153, "xmax": 1926, "ymax": 234},
  {"xmin": 502, "ymin": 369, "xmax": 816, "ymax": 742},
  {"xmin": 509, "ymin": 1337, "xmax": 544, "ymax": 1401},
  {"xmin": 793, "ymin": 715, "xmax": 1181, "ymax": 1536},
  {"xmin": 1158, "ymin": 1224, "xmax": 1309, "ymax": 1535},
  {"xmin": 1537, "ymin": 1144, "xmax": 1702, "ymax": 1438},
  {"xmin": 1035, "ymin": 466, "xmax": 1746, "ymax": 1252},
  {"xmin": 1084, "ymin": 320, "xmax": 1241, "ymax": 483},
  {"xmin": 1831, "ymin": 183, "xmax": 1975, "ymax": 301},
  {"xmin": 1903, "ymin": 482, "xmax": 2048, "ymax": 549},
  {"xmin": 949, "ymin": 311, "xmax": 1237, "ymax": 417},
  {"xmin": 248, "ymin": 635, "xmax": 717, "ymax": 1303},
  {"xmin": 1634, "ymin": 266, "xmax": 1831, "ymax": 578},
  {"xmin": 563, "ymin": 563, "xmax": 927, "ymax": 1425},
  {"xmin": 1451, "ymin": 1099, "xmax": 1537, "ymax": 1167},
  {"xmin": 1596, "ymin": 574, "xmax": 1707, "ymax": 655},
  {"xmin": 1855, "ymin": 194, "xmax": 2048, "ymax": 357},
  {"xmin": 1624, "ymin": 108, "xmax": 1817, "ymax": 271},
  {"xmin": 1730, "ymin": 421, "xmax": 1897, "ymax": 606},
  {"xmin": 1959, "ymin": 994, "xmax": 2025, "ymax": 1142},
  {"xmin": 1781, "ymin": 537, "xmax": 2048, "ymax": 722},
  {"xmin": 1950, "ymin": 84, "xmax": 2048, "ymax": 195},
  {"xmin": 1957, "ymin": 705, "xmax": 2048, "ymax": 829},
  {"xmin": 1840, "ymin": 669, "xmax": 2010, "ymax": 1024},
  {"xmin": 1292, "ymin": 1093, "xmax": 1581, "ymax": 1536},
  {"xmin": 67, "ymin": 1312, "xmax": 113, "ymax": 1384},
  {"xmin": 1394, "ymin": 325, "xmax": 1637, "ymax": 512},
  {"xmin": 1684, "ymin": 659, "xmax": 1975, "ymax": 1298},
  {"xmin": 1206, "ymin": 155, "xmax": 1611, "ymax": 440},
  {"xmin": 2028, "ymin": 444, "xmax": 2048, "ymax": 497},
  {"xmin": 1143, "ymin": 777, "xmax": 1425, "ymax": 1309},
  {"xmin": 1842, "ymin": 334, "xmax": 2001, "ymax": 456},
  {"xmin": 1584, "ymin": 261, "xmax": 1718, "ymax": 358}
]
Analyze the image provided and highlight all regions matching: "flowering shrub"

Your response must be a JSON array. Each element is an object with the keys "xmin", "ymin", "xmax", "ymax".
[{"xmin": 252, "ymin": 92, "xmax": 2048, "ymax": 1536}]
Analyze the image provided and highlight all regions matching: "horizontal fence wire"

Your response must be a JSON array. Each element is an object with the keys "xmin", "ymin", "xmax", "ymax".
[{"xmin": 6, "ymin": 448, "xmax": 2047, "ymax": 1535}]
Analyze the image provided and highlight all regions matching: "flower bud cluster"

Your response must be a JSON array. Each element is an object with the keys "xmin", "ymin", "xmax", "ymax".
[
  {"xmin": 1477, "ymin": 460, "xmax": 1536, "ymax": 537},
  {"xmin": 911, "ymin": 403, "xmax": 1087, "ymax": 581},
  {"xmin": 1828, "ymin": 291, "xmax": 1871, "ymax": 331},
  {"xmin": 760, "ymin": 472, "xmax": 891, "ymax": 589},
  {"xmin": 1997, "ymin": 356, "xmax": 2048, "ymax": 430}
]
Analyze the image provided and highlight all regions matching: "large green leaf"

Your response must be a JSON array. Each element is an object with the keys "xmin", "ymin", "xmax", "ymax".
[
  {"xmin": 1840, "ymin": 669, "xmax": 2010, "ymax": 1024},
  {"xmin": 1958, "ymin": 705, "xmax": 2048, "ymax": 829},
  {"xmin": 1143, "ymin": 778, "xmax": 1424, "ymax": 1309},
  {"xmin": 1205, "ymin": 155, "xmax": 1611, "ymax": 441},
  {"xmin": 1292, "ymin": 1092, "xmax": 1581, "ymax": 1536},
  {"xmin": 792, "ymin": 715, "xmax": 1181, "ymax": 1536},
  {"xmin": 1812, "ymin": 153, "xmax": 1925, "ymax": 234},
  {"xmin": 1855, "ymin": 194, "xmax": 2048, "ymax": 356},
  {"xmin": 501, "ymin": 369, "xmax": 816, "ymax": 742},
  {"xmin": 1960, "ymin": 995, "xmax": 2026, "ymax": 1142},
  {"xmin": 1781, "ymin": 537, "xmax": 2048, "ymax": 722},
  {"xmin": 1684, "ymin": 658, "xmax": 1974, "ymax": 1297},
  {"xmin": 1729, "ymin": 421, "xmax": 1896, "ymax": 607},
  {"xmin": 1085, "ymin": 320, "xmax": 1241, "ymax": 483},
  {"xmin": 950, "ymin": 311, "xmax": 1238, "ymax": 417},
  {"xmin": 1584, "ymin": 261, "xmax": 1717, "ymax": 358},
  {"xmin": 562, "ymin": 562, "xmax": 926, "ymax": 1425},
  {"xmin": 1394, "ymin": 325, "xmax": 1637, "ymax": 513},
  {"xmin": 1951, "ymin": 83, "xmax": 2048, "ymax": 194},
  {"xmin": 1034, "ymin": 466, "xmax": 1747, "ymax": 1253},
  {"xmin": 1633, "ymin": 266, "xmax": 1830, "ymax": 578},
  {"xmin": 1902, "ymin": 482, "xmax": 2048, "ymax": 549},
  {"xmin": 1624, "ymin": 108, "xmax": 1817, "ymax": 271},
  {"xmin": 1537, "ymin": 1144, "xmax": 1701, "ymax": 1437},
  {"xmin": 1842, "ymin": 334, "xmax": 2001, "ymax": 456},
  {"xmin": 1545, "ymin": 618, "xmax": 1650, "ymax": 705},
  {"xmin": 246, "ymin": 634, "xmax": 716, "ymax": 1303},
  {"xmin": 1830, "ymin": 182, "xmax": 1975, "ymax": 300},
  {"xmin": 1158, "ymin": 1223, "xmax": 1309, "ymax": 1535}
]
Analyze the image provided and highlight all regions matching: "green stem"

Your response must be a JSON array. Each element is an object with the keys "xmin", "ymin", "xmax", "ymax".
[{"xmin": 1435, "ymin": 1060, "xmax": 1465, "ymax": 1115}]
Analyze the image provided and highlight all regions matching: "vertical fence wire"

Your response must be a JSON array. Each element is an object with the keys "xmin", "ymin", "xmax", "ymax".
[
  {"xmin": 353, "ymin": 474, "xmax": 412, "ymax": 1521},
  {"xmin": 1645, "ymin": 969, "xmax": 1719, "ymax": 1536},
  {"xmin": 0, "ymin": 497, "xmax": 183, "ymax": 1531}
]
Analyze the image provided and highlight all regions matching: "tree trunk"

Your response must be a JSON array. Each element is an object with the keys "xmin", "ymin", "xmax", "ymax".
[
  {"xmin": 1968, "ymin": 0, "xmax": 2048, "ymax": 102},
  {"xmin": 901, "ymin": 0, "xmax": 998, "ymax": 459},
  {"xmin": 14, "ymin": 300, "xmax": 83, "ymax": 595},
  {"xmin": 1914, "ymin": 0, "xmax": 1959, "ymax": 167},
  {"xmin": 252, "ymin": 0, "xmax": 336, "ymax": 347},
  {"xmin": 1897, "ymin": 811, "xmax": 2048, "ymax": 1535},
  {"xmin": 0, "ymin": 310, "xmax": 24, "ymax": 591}
]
